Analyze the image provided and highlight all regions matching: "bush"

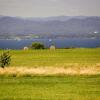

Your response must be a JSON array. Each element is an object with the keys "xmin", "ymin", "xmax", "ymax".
[
  {"xmin": 0, "ymin": 51, "xmax": 11, "ymax": 68},
  {"xmin": 31, "ymin": 42, "xmax": 45, "ymax": 49}
]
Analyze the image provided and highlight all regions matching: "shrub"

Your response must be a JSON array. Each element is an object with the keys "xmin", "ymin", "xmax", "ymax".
[
  {"xmin": 0, "ymin": 51, "xmax": 11, "ymax": 68},
  {"xmin": 31, "ymin": 42, "xmax": 45, "ymax": 49}
]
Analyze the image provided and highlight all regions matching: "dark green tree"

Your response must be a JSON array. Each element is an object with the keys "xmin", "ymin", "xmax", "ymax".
[
  {"xmin": 0, "ymin": 51, "xmax": 11, "ymax": 68},
  {"xmin": 31, "ymin": 42, "xmax": 45, "ymax": 49}
]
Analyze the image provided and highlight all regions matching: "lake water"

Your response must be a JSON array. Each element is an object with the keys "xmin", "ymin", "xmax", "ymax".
[{"xmin": 0, "ymin": 38, "xmax": 100, "ymax": 49}]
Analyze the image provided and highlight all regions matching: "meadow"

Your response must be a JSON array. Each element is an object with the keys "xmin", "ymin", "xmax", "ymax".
[
  {"xmin": 0, "ymin": 48, "xmax": 100, "ymax": 76},
  {"xmin": 0, "ymin": 75, "xmax": 100, "ymax": 100},
  {"xmin": 0, "ymin": 48, "xmax": 100, "ymax": 100},
  {"xmin": 0, "ymin": 48, "xmax": 100, "ymax": 67}
]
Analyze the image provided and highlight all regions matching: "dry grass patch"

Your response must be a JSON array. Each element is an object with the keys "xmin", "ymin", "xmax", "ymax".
[{"xmin": 0, "ymin": 64, "xmax": 100, "ymax": 76}]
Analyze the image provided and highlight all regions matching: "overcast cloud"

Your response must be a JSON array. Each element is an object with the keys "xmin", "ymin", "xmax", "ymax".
[{"xmin": 0, "ymin": 0, "xmax": 100, "ymax": 17}]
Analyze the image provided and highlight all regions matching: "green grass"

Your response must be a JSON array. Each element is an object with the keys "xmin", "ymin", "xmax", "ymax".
[
  {"xmin": 0, "ymin": 75, "xmax": 100, "ymax": 100},
  {"xmin": 0, "ymin": 48, "xmax": 100, "ymax": 67},
  {"xmin": 0, "ymin": 49, "xmax": 100, "ymax": 99}
]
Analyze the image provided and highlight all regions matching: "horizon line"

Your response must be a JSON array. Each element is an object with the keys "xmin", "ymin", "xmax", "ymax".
[{"xmin": 0, "ymin": 15, "xmax": 100, "ymax": 18}]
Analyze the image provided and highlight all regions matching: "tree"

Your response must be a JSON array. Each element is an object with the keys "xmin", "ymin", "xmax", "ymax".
[
  {"xmin": 0, "ymin": 51, "xmax": 11, "ymax": 68},
  {"xmin": 31, "ymin": 42, "xmax": 45, "ymax": 49}
]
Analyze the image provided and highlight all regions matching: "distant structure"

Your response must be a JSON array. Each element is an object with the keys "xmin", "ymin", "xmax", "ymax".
[
  {"xmin": 23, "ymin": 46, "xmax": 29, "ymax": 50},
  {"xmin": 50, "ymin": 45, "xmax": 56, "ymax": 50}
]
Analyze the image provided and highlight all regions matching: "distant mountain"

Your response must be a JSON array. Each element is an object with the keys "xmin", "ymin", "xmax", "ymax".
[
  {"xmin": 0, "ymin": 15, "xmax": 100, "ymax": 38},
  {"xmin": 27, "ymin": 16, "xmax": 90, "ymax": 21}
]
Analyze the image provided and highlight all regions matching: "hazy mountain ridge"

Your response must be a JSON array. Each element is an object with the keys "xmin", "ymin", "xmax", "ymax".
[{"xmin": 0, "ymin": 15, "xmax": 100, "ymax": 39}]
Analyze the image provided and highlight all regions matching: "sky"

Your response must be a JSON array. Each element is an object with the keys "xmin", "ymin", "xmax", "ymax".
[{"xmin": 0, "ymin": 0, "xmax": 100, "ymax": 17}]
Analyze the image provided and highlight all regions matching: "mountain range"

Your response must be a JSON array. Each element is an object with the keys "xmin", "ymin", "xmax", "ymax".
[{"xmin": 0, "ymin": 15, "xmax": 100, "ymax": 39}]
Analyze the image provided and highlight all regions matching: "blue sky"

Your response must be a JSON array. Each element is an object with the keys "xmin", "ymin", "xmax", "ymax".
[{"xmin": 0, "ymin": 0, "xmax": 100, "ymax": 17}]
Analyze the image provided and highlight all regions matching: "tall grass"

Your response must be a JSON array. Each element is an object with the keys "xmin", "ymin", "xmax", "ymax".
[{"xmin": 0, "ymin": 65, "xmax": 100, "ymax": 77}]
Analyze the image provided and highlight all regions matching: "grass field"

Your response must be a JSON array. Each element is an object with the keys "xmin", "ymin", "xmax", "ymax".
[
  {"xmin": 0, "ymin": 75, "xmax": 100, "ymax": 100},
  {"xmin": 0, "ymin": 48, "xmax": 100, "ymax": 99},
  {"xmin": 0, "ymin": 48, "xmax": 100, "ymax": 76},
  {"xmin": 0, "ymin": 48, "xmax": 100, "ymax": 67}
]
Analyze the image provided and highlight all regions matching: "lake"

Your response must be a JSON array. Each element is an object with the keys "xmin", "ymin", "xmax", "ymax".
[{"xmin": 0, "ymin": 38, "xmax": 100, "ymax": 49}]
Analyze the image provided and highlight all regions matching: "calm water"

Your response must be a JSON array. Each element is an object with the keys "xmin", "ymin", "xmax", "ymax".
[{"xmin": 0, "ymin": 39, "xmax": 100, "ymax": 49}]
